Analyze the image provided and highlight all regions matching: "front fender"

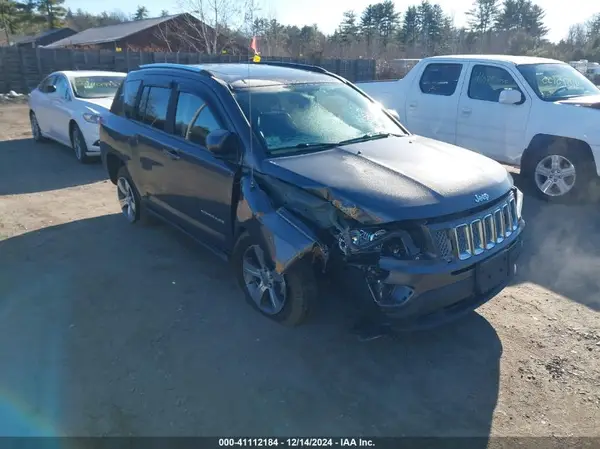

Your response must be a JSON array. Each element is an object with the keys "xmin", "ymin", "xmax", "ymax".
[{"xmin": 236, "ymin": 175, "xmax": 328, "ymax": 274}]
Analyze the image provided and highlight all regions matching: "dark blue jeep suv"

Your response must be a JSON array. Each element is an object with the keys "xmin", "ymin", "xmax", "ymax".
[{"xmin": 100, "ymin": 62, "xmax": 524, "ymax": 331}]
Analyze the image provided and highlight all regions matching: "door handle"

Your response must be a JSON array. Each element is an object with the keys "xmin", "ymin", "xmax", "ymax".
[
  {"xmin": 408, "ymin": 103, "xmax": 417, "ymax": 109},
  {"xmin": 461, "ymin": 107, "xmax": 472, "ymax": 115},
  {"xmin": 162, "ymin": 148, "xmax": 180, "ymax": 160}
]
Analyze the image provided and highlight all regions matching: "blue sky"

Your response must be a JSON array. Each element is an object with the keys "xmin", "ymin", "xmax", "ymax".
[{"xmin": 65, "ymin": 0, "xmax": 599, "ymax": 43}]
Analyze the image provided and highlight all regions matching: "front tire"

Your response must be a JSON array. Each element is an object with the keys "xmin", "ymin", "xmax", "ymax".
[
  {"xmin": 232, "ymin": 232, "xmax": 318, "ymax": 327},
  {"xmin": 30, "ymin": 111, "xmax": 46, "ymax": 142},
  {"xmin": 527, "ymin": 141, "xmax": 595, "ymax": 202},
  {"xmin": 71, "ymin": 124, "xmax": 90, "ymax": 164}
]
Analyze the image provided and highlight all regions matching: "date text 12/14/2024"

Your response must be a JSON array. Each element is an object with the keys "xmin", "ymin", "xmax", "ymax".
[{"xmin": 219, "ymin": 439, "xmax": 375, "ymax": 447}]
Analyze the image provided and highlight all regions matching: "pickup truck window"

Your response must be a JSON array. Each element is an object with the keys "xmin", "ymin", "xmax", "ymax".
[
  {"xmin": 233, "ymin": 82, "xmax": 405, "ymax": 154},
  {"xmin": 175, "ymin": 92, "xmax": 222, "ymax": 147},
  {"xmin": 468, "ymin": 65, "xmax": 522, "ymax": 103},
  {"xmin": 517, "ymin": 63, "xmax": 600, "ymax": 101},
  {"xmin": 138, "ymin": 86, "xmax": 171, "ymax": 131},
  {"xmin": 419, "ymin": 63, "xmax": 462, "ymax": 96}
]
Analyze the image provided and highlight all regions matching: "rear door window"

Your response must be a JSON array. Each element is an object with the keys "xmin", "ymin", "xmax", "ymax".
[
  {"xmin": 419, "ymin": 63, "xmax": 463, "ymax": 96},
  {"xmin": 137, "ymin": 85, "xmax": 171, "ymax": 131}
]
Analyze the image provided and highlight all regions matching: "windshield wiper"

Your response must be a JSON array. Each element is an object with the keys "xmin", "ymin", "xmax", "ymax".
[
  {"xmin": 336, "ymin": 132, "xmax": 404, "ymax": 146},
  {"xmin": 269, "ymin": 132, "xmax": 404, "ymax": 154}
]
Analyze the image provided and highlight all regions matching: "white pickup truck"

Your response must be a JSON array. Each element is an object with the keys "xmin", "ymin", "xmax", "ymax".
[{"xmin": 356, "ymin": 55, "xmax": 600, "ymax": 202}]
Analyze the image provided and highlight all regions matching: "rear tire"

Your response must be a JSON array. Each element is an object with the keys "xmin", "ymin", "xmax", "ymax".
[
  {"xmin": 232, "ymin": 232, "xmax": 318, "ymax": 327},
  {"xmin": 116, "ymin": 166, "xmax": 142, "ymax": 224},
  {"xmin": 526, "ymin": 140, "xmax": 595, "ymax": 203}
]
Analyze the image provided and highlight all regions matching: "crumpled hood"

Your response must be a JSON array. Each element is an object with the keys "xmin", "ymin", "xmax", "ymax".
[
  {"xmin": 556, "ymin": 94, "xmax": 600, "ymax": 109},
  {"xmin": 262, "ymin": 135, "xmax": 513, "ymax": 225},
  {"xmin": 79, "ymin": 97, "xmax": 114, "ymax": 113}
]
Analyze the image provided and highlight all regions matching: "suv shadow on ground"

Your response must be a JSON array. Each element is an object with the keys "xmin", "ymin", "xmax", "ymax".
[
  {"xmin": 0, "ymin": 138, "xmax": 105, "ymax": 195},
  {"xmin": 0, "ymin": 213, "xmax": 500, "ymax": 438}
]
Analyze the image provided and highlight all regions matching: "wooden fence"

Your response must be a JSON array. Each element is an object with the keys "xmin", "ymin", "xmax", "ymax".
[{"xmin": 0, "ymin": 47, "xmax": 377, "ymax": 93}]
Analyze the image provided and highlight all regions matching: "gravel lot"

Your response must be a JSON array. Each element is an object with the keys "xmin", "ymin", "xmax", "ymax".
[{"xmin": 0, "ymin": 104, "xmax": 599, "ymax": 437}]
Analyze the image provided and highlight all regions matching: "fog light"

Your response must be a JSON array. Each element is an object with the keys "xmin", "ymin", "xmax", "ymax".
[{"xmin": 372, "ymin": 282, "xmax": 414, "ymax": 307}]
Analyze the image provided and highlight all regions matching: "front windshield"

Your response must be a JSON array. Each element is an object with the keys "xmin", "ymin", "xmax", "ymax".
[
  {"xmin": 71, "ymin": 76, "xmax": 125, "ymax": 99},
  {"xmin": 517, "ymin": 63, "xmax": 600, "ymax": 101},
  {"xmin": 233, "ymin": 82, "xmax": 405, "ymax": 154}
]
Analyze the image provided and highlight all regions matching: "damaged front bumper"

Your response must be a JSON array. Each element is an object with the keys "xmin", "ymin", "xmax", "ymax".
[
  {"xmin": 339, "ymin": 227, "xmax": 524, "ymax": 331},
  {"xmin": 379, "ymin": 236, "xmax": 523, "ymax": 330}
]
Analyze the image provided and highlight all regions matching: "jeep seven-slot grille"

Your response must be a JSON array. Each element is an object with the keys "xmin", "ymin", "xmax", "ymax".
[{"xmin": 433, "ymin": 194, "xmax": 519, "ymax": 261}]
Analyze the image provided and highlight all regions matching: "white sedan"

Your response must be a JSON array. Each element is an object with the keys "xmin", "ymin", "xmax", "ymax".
[{"xmin": 28, "ymin": 70, "xmax": 126, "ymax": 163}]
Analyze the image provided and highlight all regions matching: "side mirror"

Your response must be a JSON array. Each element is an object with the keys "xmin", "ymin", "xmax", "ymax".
[
  {"xmin": 387, "ymin": 108, "xmax": 400, "ymax": 120},
  {"xmin": 46, "ymin": 85, "xmax": 57, "ymax": 93},
  {"xmin": 206, "ymin": 129, "xmax": 240, "ymax": 159},
  {"xmin": 499, "ymin": 89, "xmax": 523, "ymax": 105}
]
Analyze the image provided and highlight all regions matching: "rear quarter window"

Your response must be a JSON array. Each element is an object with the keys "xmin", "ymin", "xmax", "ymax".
[
  {"xmin": 110, "ymin": 79, "xmax": 141, "ymax": 118},
  {"xmin": 419, "ymin": 63, "xmax": 463, "ymax": 96}
]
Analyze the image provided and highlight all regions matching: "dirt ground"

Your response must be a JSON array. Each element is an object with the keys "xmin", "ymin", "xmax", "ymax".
[{"xmin": 0, "ymin": 104, "xmax": 599, "ymax": 438}]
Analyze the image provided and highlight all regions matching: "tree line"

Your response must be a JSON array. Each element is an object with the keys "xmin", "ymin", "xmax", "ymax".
[
  {"xmin": 1, "ymin": 0, "xmax": 600, "ymax": 69},
  {"xmin": 0, "ymin": 0, "xmax": 169, "ymax": 44}
]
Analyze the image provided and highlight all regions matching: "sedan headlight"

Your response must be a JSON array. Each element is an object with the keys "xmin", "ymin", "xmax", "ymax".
[
  {"xmin": 515, "ymin": 187, "xmax": 524, "ymax": 219},
  {"xmin": 82, "ymin": 112, "xmax": 101, "ymax": 124}
]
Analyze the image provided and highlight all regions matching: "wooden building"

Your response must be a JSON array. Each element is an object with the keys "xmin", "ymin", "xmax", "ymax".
[{"xmin": 45, "ymin": 14, "xmax": 249, "ymax": 55}]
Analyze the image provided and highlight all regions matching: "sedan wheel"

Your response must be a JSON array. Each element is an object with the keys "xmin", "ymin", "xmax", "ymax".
[
  {"xmin": 117, "ymin": 176, "xmax": 138, "ymax": 223},
  {"xmin": 30, "ymin": 113, "xmax": 43, "ymax": 142},
  {"xmin": 71, "ymin": 125, "xmax": 90, "ymax": 163},
  {"xmin": 534, "ymin": 154, "xmax": 576, "ymax": 197},
  {"xmin": 242, "ymin": 244, "xmax": 287, "ymax": 315}
]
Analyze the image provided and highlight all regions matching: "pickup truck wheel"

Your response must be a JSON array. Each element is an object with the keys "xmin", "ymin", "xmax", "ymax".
[
  {"xmin": 233, "ymin": 232, "xmax": 318, "ymax": 327},
  {"xmin": 71, "ymin": 124, "xmax": 90, "ymax": 164},
  {"xmin": 528, "ymin": 145, "xmax": 594, "ymax": 202},
  {"xmin": 116, "ymin": 166, "xmax": 141, "ymax": 224}
]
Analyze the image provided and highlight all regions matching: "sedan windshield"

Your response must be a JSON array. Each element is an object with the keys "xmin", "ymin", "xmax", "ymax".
[
  {"xmin": 71, "ymin": 76, "xmax": 124, "ymax": 99},
  {"xmin": 233, "ymin": 82, "xmax": 405, "ymax": 154},
  {"xmin": 517, "ymin": 63, "xmax": 600, "ymax": 101}
]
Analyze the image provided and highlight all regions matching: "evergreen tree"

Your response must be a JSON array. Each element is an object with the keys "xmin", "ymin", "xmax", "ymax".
[{"xmin": 133, "ymin": 5, "xmax": 148, "ymax": 21}]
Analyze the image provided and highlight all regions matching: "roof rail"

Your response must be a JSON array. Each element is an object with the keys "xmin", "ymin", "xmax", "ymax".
[
  {"xmin": 139, "ymin": 63, "xmax": 213, "ymax": 77},
  {"xmin": 256, "ymin": 61, "xmax": 329, "ymax": 74}
]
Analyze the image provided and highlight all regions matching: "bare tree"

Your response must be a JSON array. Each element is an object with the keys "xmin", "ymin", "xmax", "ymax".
[{"xmin": 159, "ymin": 0, "xmax": 258, "ymax": 54}]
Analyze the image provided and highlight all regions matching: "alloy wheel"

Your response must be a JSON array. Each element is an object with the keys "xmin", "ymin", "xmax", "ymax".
[
  {"xmin": 242, "ymin": 244, "xmax": 287, "ymax": 315},
  {"xmin": 117, "ymin": 176, "xmax": 137, "ymax": 223},
  {"xmin": 534, "ymin": 154, "xmax": 577, "ymax": 197},
  {"xmin": 72, "ymin": 129, "xmax": 83, "ymax": 160}
]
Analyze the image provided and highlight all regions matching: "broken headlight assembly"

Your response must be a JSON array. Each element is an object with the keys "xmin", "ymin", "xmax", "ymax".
[{"xmin": 336, "ymin": 227, "xmax": 424, "ymax": 260}]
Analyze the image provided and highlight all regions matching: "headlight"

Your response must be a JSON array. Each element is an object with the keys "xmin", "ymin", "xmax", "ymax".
[
  {"xmin": 337, "ymin": 227, "xmax": 422, "ymax": 259},
  {"xmin": 83, "ymin": 112, "xmax": 101, "ymax": 124},
  {"xmin": 338, "ymin": 228, "xmax": 386, "ymax": 254},
  {"xmin": 515, "ymin": 187, "xmax": 524, "ymax": 219}
]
